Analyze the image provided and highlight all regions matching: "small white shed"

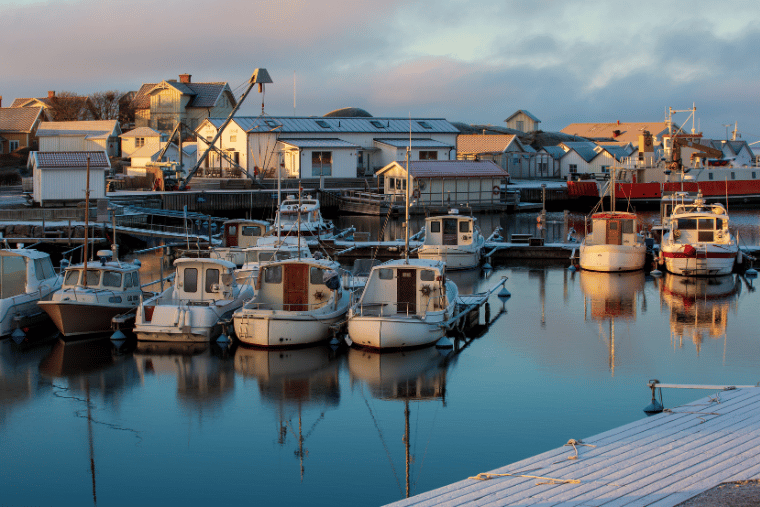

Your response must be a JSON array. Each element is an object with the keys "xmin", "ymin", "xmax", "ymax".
[{"xmin": 28, "ymin": 151, "xmax": 110, "ymax": 206}]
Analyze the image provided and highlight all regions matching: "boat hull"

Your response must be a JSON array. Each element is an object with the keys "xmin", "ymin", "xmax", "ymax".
[
  {"xmin": 579, "ymin": 243, "xmax": 647, "ymax": 272},
  {"xmin": 347, "ymin": 313, "xmax": 446, "ymax": 350},
  {"xmin": 38, "ymin": 301, "xmax": 135, "ymax": 336},
  {"xmin": 417, "ymin": 246, "xmax": 481, "ymax": 270},
  {"xmin": 661, "ymin": 248, "xmax": 737, "ymax": 276},
  {"xmin": 234, "ymin": 312, "xmax": 343, "ymax": 347}
]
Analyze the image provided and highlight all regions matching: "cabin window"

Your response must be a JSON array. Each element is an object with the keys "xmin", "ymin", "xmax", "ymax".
[
  {"xmin": 85, "ymin": 270, "xmax": 100, "ymax": 286},
  {"xmin": 205, "ymin": 269, "xmax": 220, "ymax": 292},
  {"xmin": 622, "ymin": 220, "xmax": 634, "ymax": 234},
  {"xmin": 420, "ymin": 270, "xmax": 435, "ymax": 281},
  {"xmin": 420, "ymin": 151, "xmax": 438, "ymax": 160},
  {"xmin": 717, "ymin": 218, "xmax": 725, "ymax": 229},
  {"xmin": 459, "ymin": 221, "xmax": 470, "ymax": 233},
  {"xmin": 125, "ymin": 272, "xmax": 137, "ymax": 288},
  {"xmin": 259, "ymin": 252, "xmax": 275, "ymax": 262},
  {"xmin": 310, "ymin": 267, "xmax": 325, "ymax": 285},
  {"xmin": 378, "ymin": 268, "xmax": 393, "ymax": 280},
  {"xmin": 0, "ymin": 256, "xmax": 26, "ymax": 298},
  {"xmin": 677, "ymin": 218, "xmax": 697, "ymax": 230},
  {"xmin": 184, "ymin": 268, "xmax": 198, "ymax": 293},
  {"xmin": 430, "ymin": 221, "xmax": 441, "ymax": 233},
  {"xmin": 245, "ymin": 251, "xmax": 258, "ymax": 263},
  {"xmin": 103, "ymin": 271, "xmax": 122, "ymax": 288},
  {"xmin": 443, "ymin": 220, "xmax": 457, "ymax": 235},
  {"xmin": 64, "ymin": 269, "xmax": 81, "ymax": 286},
  {"xmin": 698, "ymin": 218, "xmax": 714, "ymax": 230},
  {"xmin": 264, "ymin": 265, "xmax": 282, "ymax": 284},
  {"xmin": 242, "ymin": 226, "xmax": 262, "ymax": 236},
  {"xmin": 34, "ymin": 258, "xmax": 55, "ymax": 280},
  {"xmin": 276, "ymin": 252, "xmax": 291, "ymax": 260}
]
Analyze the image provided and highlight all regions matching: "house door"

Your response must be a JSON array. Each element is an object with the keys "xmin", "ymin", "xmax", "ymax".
[
  {"xmin": 396, "ymin": 269, "xmax": 416, "ymax": 314},
  {"xmin": 442, "ymin": 219, "xmax": 458, "ymax": 246},
  {"xmin": 606, "ymin": 220, "xmax": 622, "ymax": 245},
  {"xmin": 284, "ymin": 263, "xmax": 309, "ymax": 311}
]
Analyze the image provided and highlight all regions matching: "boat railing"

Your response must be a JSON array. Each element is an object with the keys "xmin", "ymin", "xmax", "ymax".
[
  {"xmin": 242, "ymin": 300, "xmax": 334, "ymax": 312},
  {"xmin": 353, "ymin": 296, "xmax": 445, "ymax": 318}
]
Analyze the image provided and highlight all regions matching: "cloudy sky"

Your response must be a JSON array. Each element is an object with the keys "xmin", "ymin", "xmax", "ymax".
[{"xmin": 3, "ymin": 0, "xmax": 760, "ymax": 141}]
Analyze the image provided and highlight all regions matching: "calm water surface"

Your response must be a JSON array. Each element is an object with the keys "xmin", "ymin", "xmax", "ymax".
[{"xmin": 2, "ymin": 212, "xmax": 760, "ymax": 506}]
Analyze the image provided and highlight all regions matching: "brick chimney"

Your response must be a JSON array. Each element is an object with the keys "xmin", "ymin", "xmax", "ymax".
[
  {"xmin": 179, "ymin": 74, "xmax": 192, "ymax": 84},
  {"xmin": 0, "ymin": 96, "xmax": 3, "ymax": 107},
  {"xmin": 48, "ymin": 91, "xmax": 56, "ymax": 99}
]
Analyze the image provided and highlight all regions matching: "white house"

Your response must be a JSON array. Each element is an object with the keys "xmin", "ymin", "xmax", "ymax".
[
  {"xmin": 457, "ymin": 133, "xmax": 554, "ymax": 178},
  {"xmin": 505, "ymin": 110, "xmax": 541, "ymax": 133},
  {"xmin": 37, "ymin": 120, "xmax": 121, "ymax": 157},
  {"xmin": 28, "ymin": 151, "xmax": 110, "ymax": 206},
  {"xmin": 126, "ymin": 142, "xmax": 194, "ymax": 177},
  {"xmin": 195, "ymin": 116, "xmax": 459, "ymax": 180},
  {"xmin": 120, "ymin": 126, "xmax": 165, "ymax": 158}
]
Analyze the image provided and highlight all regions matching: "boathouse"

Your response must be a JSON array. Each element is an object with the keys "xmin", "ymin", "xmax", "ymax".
[
  {"xmin": 36, "ymin": 120, "xmax": 121, "ymax": 157},
  {"xmin": 375, "ymin": 160, "xmax": 508, "ymax": 208},
  {"xmin": 28, "ymin": 151, "xmax": 110, "ymax": 207}
]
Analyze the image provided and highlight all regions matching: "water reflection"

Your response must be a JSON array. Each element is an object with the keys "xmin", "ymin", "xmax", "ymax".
[
  {"xmin": 0, "ymin": 339, "xmax": 54, "ymax": 425},
  {"xmin": 235, "ymin": 345, "xmax": 340, "ymax": 480},
  {"xmin": 348, "ymin": 347, "xmax": 451, "ymax": 498},
  {"xmin": 133, "ymin": 341, "xmax": 235, "ymax": 410},
  {"xmin": 658, "ymin": 274, "xmax": 741, "ymax": 354},
  {"xmin": 579, "ymin": 271, "xmax": 646, "ymax": 375}
]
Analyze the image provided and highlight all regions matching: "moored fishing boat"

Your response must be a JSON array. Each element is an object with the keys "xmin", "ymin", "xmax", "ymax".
[
  {"xmin": 39, "ymin": 250, "xmax": 153, "ymax": 336},
  {"xmin": 233, "ymin": 258, "xmax": 351, "ymax": 348},
  {"xmin": 134, "ymin": 257, "xmax": 253, "ymax": 342},
  {"xmin": 579, "ymin": 211, "xmax": 647, "ymax": 272},
  {"xmin": 234, "ymin": 235, "xmax": 312, "ymax": 286},
  {"xmin": 0, "ymin": 248, "xmax": 62, "ymax": 338},
  {"xmin": 659, "ymin": 192, "xmax": 739, "ymax": 276},
  {"xmin": 210, "ymin": 219, "xmax": 271, "ymax": 267},
  {"xmin": 416, "ymin": 211, "xmax": 484, "ymax": 270},
  {"xmin": 274, "ymin": 194, "xmax": 334, "ymax": 239}
]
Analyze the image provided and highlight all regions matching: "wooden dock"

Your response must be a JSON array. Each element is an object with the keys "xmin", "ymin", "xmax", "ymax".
[{"xmin": 387, "ymin": 387, "xmax": 760, "ymax": 506}]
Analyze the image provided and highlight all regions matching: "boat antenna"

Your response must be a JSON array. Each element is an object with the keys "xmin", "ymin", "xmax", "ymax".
[
  {"xmin": 404, "ymin": 115, "xmax": 411, "ymax": 263},
  {"xmin": 83, "ymin": 155, "xmax": 90, "ymax": 286},
  {"xmin": 297, "ymin": 185, "xmax": 302, "ymax": 260}
]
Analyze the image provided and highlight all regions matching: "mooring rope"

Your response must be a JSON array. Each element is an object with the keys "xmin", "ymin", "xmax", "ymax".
[
  {"xmin": 564, "ymin": 438, "xmax": 595, "ymax": 460},
  {"xmin": 469, "ymin": 471, "xmax": 580, "ymax": 486}
]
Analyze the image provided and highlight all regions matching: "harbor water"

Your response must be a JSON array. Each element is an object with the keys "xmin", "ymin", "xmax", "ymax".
[{"xmin": 1, "ymin": 211, "xmax": 759, "ymax": 506}]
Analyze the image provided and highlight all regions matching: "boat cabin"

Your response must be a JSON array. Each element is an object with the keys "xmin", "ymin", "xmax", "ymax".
[
  {"xmin": 669, "ymin": 202, "xmax": 730, "ymax": 245},
  {"xmin": 0, "ymin": 249, "xmax": 57, "ymax": 298},
  {"xmin": 358, "ymin": 260, "xmax": 448, "ymax": 316},
  {"xmin": 61, "ymin": 252, "xmax": 142, "ymax": 294},
  {"xmin": 586, "ymin": 212, "xmax": 640, "ymax": 247},
  {"xmin": 222, "ymin": 219, "xmax": 270, "ymax": 248},
  {"xmin": 254, "ymin": 259, "xmax": 342, "ymax": 312},
  {"xmin": 275, "ymin": 195, "xmax": 333, "ymax": 236},
  {"xmin": 173, "ymin": 258, "xmax": 238, "ymax": 302},
  {"xmin": 423, "ymin": 212, "xmax": 477, "ymax": 247}
]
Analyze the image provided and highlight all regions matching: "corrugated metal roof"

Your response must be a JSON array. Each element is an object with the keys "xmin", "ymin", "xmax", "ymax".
[
  {"xmin": 278, "ymin": 138, "xmax": 360, "ymax": 149},
  {"xmin": 540, "ymin": 146, "xmax": 567, "ymax": 159},
  {"xmin": 505, "ymin": 110, "xmax": 541, "ymax": 123},
  {"xmin": 206, "ymin": 116, "xmax": 459, "ymax": 134},
  {"xmin": 0, "ymin": 107, "xmax": 43, "ymax": 133},
  {"xmin": 379, "ymin": 160, "xmax": 507, "ymax": 178},
  {"xmin": 37, "ymin": 120, "xmax": 120, "ymax": 137},
  {"xmin": 31, "ymin": 151, "xmax": 110, "ymax": 168},
  {"xmin": 457, "ymin": 134, "xmax": 516, "ymax": 154},
  {"xmin": 374, "ymin": 138, "xmax": 453, "ymax": 148}
]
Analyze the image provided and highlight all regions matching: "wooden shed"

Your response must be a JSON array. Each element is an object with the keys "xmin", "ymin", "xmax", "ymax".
[{"xmin": 28, "ymin": 151, "xmax": 110, "ymax": 207}]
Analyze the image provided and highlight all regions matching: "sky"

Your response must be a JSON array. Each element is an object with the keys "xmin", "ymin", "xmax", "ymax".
[{"xmin": 2, "ymin": 0, "xmax": 760, "ymax": 142}]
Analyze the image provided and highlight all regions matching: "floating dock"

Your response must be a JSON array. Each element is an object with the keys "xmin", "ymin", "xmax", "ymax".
[{"xmin": 387, "ymin": 386, "xmax": 760, "ymax": 506}]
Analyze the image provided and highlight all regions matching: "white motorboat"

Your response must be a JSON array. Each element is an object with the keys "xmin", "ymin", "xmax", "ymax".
[
  {"xmin": 274, "ymin": 194, "xmax": 334, "ymax": 239},
  {"xmin": 579, "ymin": 211, "xmax": 647, "ymax": 272},
  {"xmin": 416, "ymin": 211, "xmax": 485, "ymax": 270},
  {"xmin": 0, "ymin": 248, "xmax": 62, "ymax": 338},
  {"xmin": 347, "ymin": 258, "xmax": 458, "ymax": 349},
  {"xmin": 233, "ymin": 258, "xmax": 351, "ymax": 347},
  {"xmin": 659, "ymin": 193, "xmax": 739, "ymax": 276},
  {"xmin": 210, "ymin": 219, "xmax": 271, "ymax": 267},
  {"xmin": 39, "ymin": 250, "xmax": 152, "ymax": 336},
  {"xmin": 134, "ymin": 257, "xmax": 253, "ymax": 342},
  {"xmin": 234, "ymin": 235, "xmax": 312, "ymax": 287}
]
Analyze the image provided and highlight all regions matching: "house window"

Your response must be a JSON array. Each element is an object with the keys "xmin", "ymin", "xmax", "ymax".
[
  {"xmin": 600, "ymin": 166, "xmax": 609, "ymax": 173},
  {"xmin": 516, "ymin": 120, "xmax": 524, "ymax": 131},
  {"xmin": 731, "ymin": 172, "xmax": 736, "ymax": 180},
  {"xmin": 420, "ymin": 151, "xmax": 437, "ymax": 160},
  {"xmin": 709, "ymin": 173, "xmax": 714, "ymax": 180},
  {"xmin": 157, "ymin": 118, "xmax": 173, "ymax": 131},
  {"xmin": 316, "ymin": 120, "xmax": 330, "ymax": 129},
  {"xmin": 135, "ymin": 137, "xmax": 145, "ymax": 148},
  {"xmin": 417, "ymin": 121, "xmax": 432, "ymax": 129},
  {"xmin": 230, "ymin": 135, "xmax": 237, "ymax": 143},
  {"xmin": 9, "ymin": 140, "xmax": 19, "ymax": 151},
  {"xmin": 569, "ymin": 164, "xmax": 578, "ymax": 173},
  {"xmin": 370, "ymin": 120, "xmax": 386, "ymax": 128},
  {"xmin": 753, "ymin": 172, "xmax": 757, "ymax": 179},
  {"xmin": 311, "ymin": 151, "xmax": 332, "ymax": 176}
]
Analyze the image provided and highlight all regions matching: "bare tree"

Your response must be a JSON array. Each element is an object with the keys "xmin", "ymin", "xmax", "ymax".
[
  {"xmin": 48, "ymin": 91, "xmax": 90, "ymax": 121},
  {"xmin": 88, "ymin": 90, "xmax": 121, "ymax": 120}
]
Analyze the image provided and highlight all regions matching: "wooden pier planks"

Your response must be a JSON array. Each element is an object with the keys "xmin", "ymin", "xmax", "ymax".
[{"xmin": 387, "ymin": 387, "xmax": 760, "ymax": 507}]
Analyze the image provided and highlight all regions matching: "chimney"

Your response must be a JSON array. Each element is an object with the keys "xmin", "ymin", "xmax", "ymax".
[
  {"xmin": 179, "ymin": 74, "xmax": 192, "ymax": 84},
  {"xmin": 0, "ymin": 96, "xmax": 3, "ymax": 107},
  {"xmin": 48, "ymin": 91, "xmax": 55, "ymax": 99}
]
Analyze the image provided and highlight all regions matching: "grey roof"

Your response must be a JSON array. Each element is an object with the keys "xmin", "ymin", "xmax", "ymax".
[
  {"xmin": 0, "ymin": 107, "xmax": 43, "ymax": 133},
  {"xmin": 505, "ymin": 110, "xmax": 541, "ymax": 123},
  {"xmin": 378, "ymin": 160, "xmax": 508, "ymax": 178},
  {"xmin": 205, "ymin": 116, "xmax": 459, "ymax": 134},
  {"xmin": 562, "ymin": 141, "xmax": 599, "ymax": 162},
  {"xmin": 132, "ymin": 81, "xmax": 233, "ymax": 109},
  {"xmin": 278, "ymin": 138, "xmax": 360, "ymax": 149},
  {"xmin": 121, "ymin": 126, "xmax": 161, "ymax": 138},
  {"xmin": 30, "ymin": 151, "xmax": 110, "ymax": 168},
  {"xmin": 374, "ymin": 138, "xmax": 453, "ymax": 149},
  {"xmin": 540, "ymin": 146, "xmax": 567, "ymax": 159},
  {"xmin": 37, "ymin": 120, "xmax": 120, "ymax": 138},
  {"xmin": 601, "ymin": 145, "xmax": 631, "ymax": 161}
]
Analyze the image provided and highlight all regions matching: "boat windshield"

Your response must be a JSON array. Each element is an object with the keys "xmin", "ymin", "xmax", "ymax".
[{"xmin": 102, "ymin": 271, "xmax": 122, "ymax": 288}]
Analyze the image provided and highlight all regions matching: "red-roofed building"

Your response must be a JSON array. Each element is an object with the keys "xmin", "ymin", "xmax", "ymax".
[
  {"xmin": 28, "ymin": 151, "xmax": 110, "ymax": 206},
  {"xmin": 0, "ymin": 107, "xmax": 46, "ymax": 154},
  {"xmin": 131, "ymin": 74, "xmax": 236, "ymax": 133},
  {"xmin": 375, "ymin": 160, "xmax": 509, "ymax": 208}
]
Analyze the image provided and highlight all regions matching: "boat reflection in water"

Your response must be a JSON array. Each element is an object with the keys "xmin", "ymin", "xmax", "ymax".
[
  {"xmin": 133, "ymin": 341, "xmax": 235, "ymax": 410},
  {"xmin": 347, "ymin": 346, "xmax": 451, "ymax": 499},
  {"xmin": 579, "ymin": 270, "xmax": 646, "ymax": 375},
  {"xmin": 658, "ymin": 273, "xmax": 741, "ymax": 354},
  {"xmin": 234, "ymin": 345, "xmax": 341, "ymax": 480}
]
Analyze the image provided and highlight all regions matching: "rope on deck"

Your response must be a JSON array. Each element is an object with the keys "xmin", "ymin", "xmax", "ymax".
[{"xmin": 469, "ymin": 471, "xmax": 580, "ymax": 486}]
